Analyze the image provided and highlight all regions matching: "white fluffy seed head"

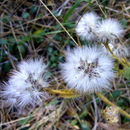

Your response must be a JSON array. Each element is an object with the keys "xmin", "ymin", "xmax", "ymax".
[
  {"xmin": 1, "ymin": 58, "xmax": 49, "ymax": 113},
  {"xmin": 96, "ymin": 18, "xmax": 124, "ymax": 42},
  {"xmin": 60, "ymin": 46, "xmax": 115, "ymax": 93},
  {"xmin": 75, "ymin": 12, "xmax": 99, "ymax": 41},
  {"xmin": 102, "ymin": 43, "xmax": 129, "ymax": 58},
  {"xmin": 17, "ymin": 58, "xmax": 48, "ymax": 86}
]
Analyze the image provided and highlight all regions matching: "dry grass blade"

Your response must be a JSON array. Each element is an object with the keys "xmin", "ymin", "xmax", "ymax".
[
  {"xmin": 39, "ymin": 0, "xmax": 79, "ymax": 47},
  {"xmin": 29, "ymin": 101, "xmax": 66, "ymax": 130},
  {"xmin": 0, "ymin": 115, "xmax": 34, "ymax": 127}
]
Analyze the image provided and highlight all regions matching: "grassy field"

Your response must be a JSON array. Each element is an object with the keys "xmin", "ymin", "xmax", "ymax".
[{"xmin": 0, "ymin": 0, "xmax": 130, "ymax": 129}]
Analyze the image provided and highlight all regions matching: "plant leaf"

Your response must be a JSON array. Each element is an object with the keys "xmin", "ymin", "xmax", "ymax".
[
  {"xmin": 46, "ymin": 88, "xmax": 80, "ymax": 98},
  {"xmin": 63, "ymin": 0, "xmax": 91, "ymax": 22},
  {"xmin": 123, "ymin": 67, "xmax": 130, "ymax": 80}
]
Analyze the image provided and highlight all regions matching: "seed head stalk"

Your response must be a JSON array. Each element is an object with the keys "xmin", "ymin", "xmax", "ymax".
[
  {"xmin": 105, "ymin": 43, "xmax": 128, "ymax": 67},
  {"xmin": 121, "ymin": 57, "xmax": 130, "ymax": 66}
]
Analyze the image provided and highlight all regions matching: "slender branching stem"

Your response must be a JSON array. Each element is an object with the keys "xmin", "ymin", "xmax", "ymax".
[
  {"xmin": 105, "ymin": 44, "xmax": 127, "ymax": 67},
  {"xmin": 77, "ymin": 35, "xmax": 81, "ymax": 47},
  {"xmin": 95, "ymin": 0, "xmax": 107, "ymax": 18},
  {"xmin": 121, "ymin": 57, "xmax": 130, "ymax": 66}
]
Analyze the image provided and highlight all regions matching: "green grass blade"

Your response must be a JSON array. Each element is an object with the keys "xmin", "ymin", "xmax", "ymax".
[{"xmin": 63, "ymin": 0, "xmax": 91, "ymax": 22}]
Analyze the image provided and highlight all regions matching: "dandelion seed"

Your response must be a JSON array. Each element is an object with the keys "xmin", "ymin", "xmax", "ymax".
[
  {"xmin": 60, "ymin": 46, "xmax": 115, "ymax": 93},
  {"xmin": 75, "ymin": 12, "xmax": 99, "ymax": 41},
  {"xmin": 1, "ymin": 58, "xmax": 49, "ymax": 113},
  {"xmin": 96, "ymin": 18, "xmax": 124, "ymax": 42}
]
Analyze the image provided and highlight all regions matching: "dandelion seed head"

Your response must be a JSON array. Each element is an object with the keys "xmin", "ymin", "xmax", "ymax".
[
  {"xmin": 96, "ymin": 19, "xmax": 124, "ymax": 42},
  {"xmin": 75, "ymin": 12, "xmax": 99, "ymax": 41},
  {"xmin": 18, "ymin": 58, "xmax": 47, "ymax": 82},
  {"xmin": 1, "ymin": 58, "xmax": 49, "ymax": 113},
  {"xmin": 60, "ymin": 46, "xmax": 115, "ymax": 93},
  {"xmin": 17, "ymin": 91, "xmax": 33, "ymax": 108}
]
